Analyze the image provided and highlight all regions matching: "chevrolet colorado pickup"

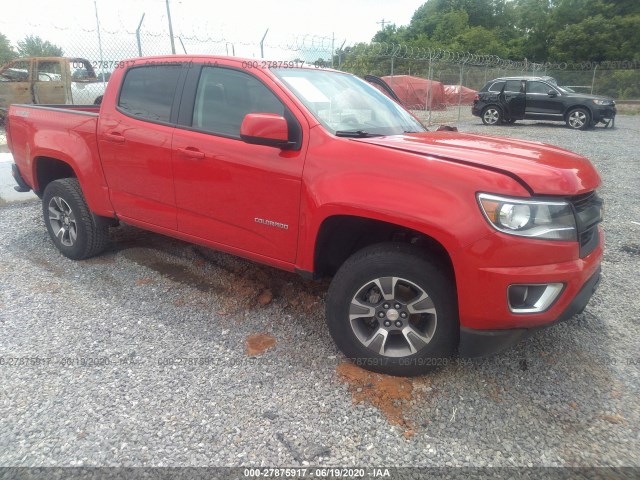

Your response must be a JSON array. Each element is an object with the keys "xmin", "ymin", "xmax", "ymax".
[{"xmin": 7, "ymin": 56, "xmax": 604, "ymax": 376}]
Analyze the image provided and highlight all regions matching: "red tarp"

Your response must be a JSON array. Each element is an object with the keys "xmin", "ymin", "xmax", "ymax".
[
  {"xmin": 381, "ymin": 75, "xmax": 446, "ymax": 110},
  {"xmin": 444, "ymin": 85, "xmax": 478, "ymax": 105}
]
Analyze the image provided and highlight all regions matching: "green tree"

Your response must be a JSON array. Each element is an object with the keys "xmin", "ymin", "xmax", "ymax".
[
  {"xmin": 16, "ymin": 35, "xmax": 63, "ymax": 57},
  {"xmin": 549, "ymin": 14, "xmax": 640, "ymax": 62},
  {"xmin": 454, "ymin": 26, "xmax": 508, "ymax": 57},
  {"xmin": 0, "ymin": 32, "xmax": 16, "ymax": 65},
  {"xmin": 432, "ymin": 10, "xmax": 469, "ymax": 44}
]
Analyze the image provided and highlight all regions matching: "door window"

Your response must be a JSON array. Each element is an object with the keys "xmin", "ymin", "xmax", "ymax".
[
  {"xmin": 488, "ymin": 81, "xmax": 505, "ymax": 92},
  {"xmin": 36, "ymin": 61, "xmax": 62, "ymax": 82},
  {"xmin": 118, "ymin": 64, "xmax": 182, "ymax": 123},
  {"xmin": 192, "ymin": 66, "xmax": 284, "ymax": 137},
  {"xmin": 504, "ymin": 80, "xmax": 524, "ymax": 93},
  {"xmin": 527, "ymin": 81, "xmax": 551, "ymax": 94},
  {"xmin": 0, "ymin": 60, "xmax": 31, "ymax": 82}
]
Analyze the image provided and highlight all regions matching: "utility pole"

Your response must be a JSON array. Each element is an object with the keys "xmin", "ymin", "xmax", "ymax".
[
  {"xmin": 93, "ymin": 0, "xmax": 105, "ymax": 84},
  {"xmin": 165, "ymin": 0, "xmax": 176, "ymax": 54},
  {"xmin": 377, "ymin": 19, "xmax": 389, "ymax": 30}
]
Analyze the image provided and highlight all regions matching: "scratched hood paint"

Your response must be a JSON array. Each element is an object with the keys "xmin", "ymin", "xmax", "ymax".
[{"xmin": 356, "ymin": 132, "xmax": 601, "ymax": 195}]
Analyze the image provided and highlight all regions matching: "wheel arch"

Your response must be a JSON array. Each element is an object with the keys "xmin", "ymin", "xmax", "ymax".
[
  {"xmin": 311, "ymin": 213, "xmax": 456, "ymax": 284},
  {"xmin": 33, "ymin": 155, "xmax": 78, "ymax": 195}
]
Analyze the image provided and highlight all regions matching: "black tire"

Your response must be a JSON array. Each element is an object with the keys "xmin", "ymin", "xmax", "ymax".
[
  {"xmin": 481, "ymin": 105, "xmax": 502, "ymax": 126},
  {"xmin": 326, "ymin": 242, "xmax": 459, "ymax": 376},
  {"xmin": 94, "ymin": 95, "xmax": 103, "ymax": 105},
  {"xmin": 566, "ymin": 107, "xmax": 591, "ymax": 130},
  {"xmin": 42, "ymin": 178, "xmax": 109, "ymax": 260}
]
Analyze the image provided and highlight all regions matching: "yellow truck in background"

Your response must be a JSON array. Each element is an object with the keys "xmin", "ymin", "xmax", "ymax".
[{"xmin": 0, "ymin": 57, "xmax": 107, "ymax": 124}]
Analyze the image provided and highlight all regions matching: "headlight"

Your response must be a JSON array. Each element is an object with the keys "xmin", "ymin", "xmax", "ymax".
[
  {"xmin": 592, "ymin": 99, "xmax": 612, "ymax": 106},
  {"xmin": 478, "ymin": 193, "xmax": 577, "ymax": 241}
]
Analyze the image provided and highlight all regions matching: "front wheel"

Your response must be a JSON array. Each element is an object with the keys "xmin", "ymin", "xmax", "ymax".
[
  {"xmin": 42, "ymin": 178, "xmax": 109, "ymax": 260},
  {"xmin": 326, "ymin": 243, "xmax": 459, "ymax": 376},
  {"xmin": 566, "ymin": 108, "xmax": 591, "ymax": 130},
  {"xmin": 481, "ymin": 106, "xmax": 502, "ymax": 125}
]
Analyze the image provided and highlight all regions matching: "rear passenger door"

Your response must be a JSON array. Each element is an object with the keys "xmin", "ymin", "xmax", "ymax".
[
  {"xmin": 171, "ymin": 64, "xmax": 306, "ymax": 263},
  {"xmin": 0, "ymin": 59, "xmax": 33, "ymax": 107},
  {"xmin": 98, "ymin": 63, "xmax": 186, "ymax": 229},
  {"xmin": 501, "ymin": 79, "xmax": 525, "ymax": 119}
]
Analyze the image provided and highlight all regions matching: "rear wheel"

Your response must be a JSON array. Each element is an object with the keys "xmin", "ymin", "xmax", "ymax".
[
  {"xmin": 42, "ymin": 178, "xmax": 109, "ymax": 260},
  {"xmin": 481, "ymin": 106, "xmax": 502, "ymax": 126},
  {"xmin": 326, "ymin": 243, "xmax": 458, "ymax": 376},
  {"xmin": 566, "ymin": 108, "xmax": 591, "ymax": 130}
]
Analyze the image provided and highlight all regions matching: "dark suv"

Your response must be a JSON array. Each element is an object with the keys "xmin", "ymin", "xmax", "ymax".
[{"xmin": 472, "ymin": 76, "xmax": 616, "ymax": 130}]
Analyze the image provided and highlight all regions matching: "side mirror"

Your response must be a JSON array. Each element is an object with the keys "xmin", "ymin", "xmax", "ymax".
[
  {"xmin": 548, "ymin": 90, "xmax": 557, "ymax": 97},
  {"xmin": 240, "ymin": 113, "xmax": 291, "ymax": 149}
]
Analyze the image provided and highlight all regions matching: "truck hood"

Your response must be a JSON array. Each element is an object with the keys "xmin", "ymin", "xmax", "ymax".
[{"xmin": 356, "ymin": 132, "xmax": 601, "ymax": 195}]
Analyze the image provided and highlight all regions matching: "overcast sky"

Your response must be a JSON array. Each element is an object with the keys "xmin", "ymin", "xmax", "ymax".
[{"xmin": 1, "ymin": 0, "xmax": 426, "ymax": 60}]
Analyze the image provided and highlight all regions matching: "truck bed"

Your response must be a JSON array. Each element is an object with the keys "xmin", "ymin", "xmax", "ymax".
[{"xmin": 7, "ymin": 103, "xmax": 112, "ymax": 216}]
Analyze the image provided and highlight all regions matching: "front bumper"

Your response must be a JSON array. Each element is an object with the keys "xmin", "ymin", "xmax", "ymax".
[
  {"xmin": 459, "ymin": 266, "xmax": 601, "ymax": 357},
  {"xmin": 592, "ymin": 105, "xmax": 616, "ymax": 122}
]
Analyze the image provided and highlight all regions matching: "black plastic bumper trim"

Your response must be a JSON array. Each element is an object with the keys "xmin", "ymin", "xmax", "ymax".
[{"xmin": 458, "ymin": 266, "xmax": 601, "ymax": 358}]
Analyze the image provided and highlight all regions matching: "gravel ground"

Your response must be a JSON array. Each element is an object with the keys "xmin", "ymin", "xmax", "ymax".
[{"xmin": 0, "ymin": 116, "xmax": 638, "ymax": 472}]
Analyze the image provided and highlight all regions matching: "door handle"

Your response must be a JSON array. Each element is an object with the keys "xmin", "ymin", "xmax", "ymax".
[
  {"xmin": 177, "ymin": 147, "xmax": 205, "ymax": 159},
  {"xmin": 105, "ymin": 132, "xmax": 125, "ymax": 144}
]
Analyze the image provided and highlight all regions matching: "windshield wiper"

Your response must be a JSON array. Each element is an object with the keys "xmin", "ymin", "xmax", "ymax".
[{"xmin": 334, "ymin": 130, "xmax": 383, "ymax": 138}]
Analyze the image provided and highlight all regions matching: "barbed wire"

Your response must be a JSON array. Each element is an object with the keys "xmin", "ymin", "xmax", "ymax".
[{"xmin": 1, "ymin": 20, "xmax": 638, "ymax": 71}]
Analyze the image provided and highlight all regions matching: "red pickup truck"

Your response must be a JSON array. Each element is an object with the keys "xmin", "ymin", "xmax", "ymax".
[{"xmin": 6, "ymin": 55, "xmax": 603, "ymax": 376}]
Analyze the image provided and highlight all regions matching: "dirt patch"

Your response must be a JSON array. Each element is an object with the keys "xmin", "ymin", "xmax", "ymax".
[
  {"xmin": 601, "ymin": 414, "xmax": 626, "ymax": 424},
  {"xmin": 83, "ymin": 255, "xmax": 116, "ymax": 265},
  {"xmin": 121, "ymin": 248, "xmax": 223, "ymax": 294},
  {"xmin": 108, "ymin": 225, "xmax": 327, "ymax": 316},
  {"xmin": 246, "ymin": 333, "xmax": 276, "ymax": 356},
  {"xmin": 257, "ymin": 289, "xmax": 273, "ymax": 306},
  {"xmin": 336, "ymin": 362, "xmax": 414, "ymax": 429}
]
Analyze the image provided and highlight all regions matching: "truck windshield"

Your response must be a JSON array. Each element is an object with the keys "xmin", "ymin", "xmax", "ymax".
[{"xmin": 272, "ymin": 68, "xmax": 425, "ymax": 136}]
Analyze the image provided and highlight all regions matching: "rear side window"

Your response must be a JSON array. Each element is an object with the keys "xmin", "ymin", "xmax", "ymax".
[
  {"xmin": 192, "ymin": 66, "xmax": 284, "ymax": 137},
  {"xmin": 504, "ymin": 80, "xmax": 523, "ymax": 93},
  {"xmin": 118, "ymin": 65, "xmax": 182, "ymax": 123},
  {"xmin": 487, "ymin": 81, "xmax": 505, "ymax": 92},
  {"xmin": 0, "ymin": 60, "xmax": 31, "ymax": 82}
]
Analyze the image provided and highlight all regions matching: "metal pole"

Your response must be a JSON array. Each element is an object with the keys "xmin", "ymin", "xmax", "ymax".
[
  {"xmin": 427, "ymin": 54, "xmax": 433, "ymax": 125},
  {"xmin": 331, "ymin": 33, "xmax": 335, "ymax": 68},
  {"xmin": 457, "ymin": 63, "xmax": 464, "ymax": 122},
  {"xmin": 260, "ymin": 29, "xmax": 269, "ymax": 59},
  {"xmin": 136, "ymin": 13, "xmax": 145, "ymax": 57},
  {"xmin": 93, "ymin": 0, "xmax": 106, "ymax": 84},
  {"xmin": 390, "ymin": 56, "xmax": 394, "ymax": 75},
  {"xmin": 591, "ymin": 65, "xmax": 598, "ymax": 95},
  {"xmin": 338, "ymin": 40, "xmax": 346, "ymax": 68},
  {"xmin": 165, "ymin": 0, "xmax": 176, "ymax": 54},
  {"xmin": 178, "ymin": 37, "xmax": 187, "ymax": 54}
]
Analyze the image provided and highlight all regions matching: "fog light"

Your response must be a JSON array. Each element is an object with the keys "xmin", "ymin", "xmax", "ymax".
[{"xmin": 508, "ymin": 283, "xmax": 564, "ymax": 313}]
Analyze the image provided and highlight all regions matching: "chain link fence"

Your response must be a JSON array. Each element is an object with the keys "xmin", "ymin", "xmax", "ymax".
[{"xmin": 1, "ymin": 23, "xmax": 639, "ymax": 145}]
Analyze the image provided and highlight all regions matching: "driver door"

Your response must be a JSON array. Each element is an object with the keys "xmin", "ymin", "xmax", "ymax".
[{"xmin": 171, "ymin": 64, "xmax": 305, "ymax": 262}]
